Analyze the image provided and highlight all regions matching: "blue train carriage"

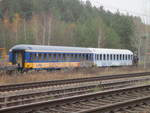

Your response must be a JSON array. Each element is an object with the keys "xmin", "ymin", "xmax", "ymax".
[
  {"xmin": 9, "ymin": 45, "xmax": 94, "ymax": 70},
  {"xmin": 9, "ymin": 44, "xmax": 133, "ymax": 71},
  {"xmin": 90, "ymin": 48, "xmax": 133, "ymax": 67}
]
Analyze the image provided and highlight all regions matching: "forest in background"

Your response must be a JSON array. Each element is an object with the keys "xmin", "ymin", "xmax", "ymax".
[{"xmin": 0, "ymin": 0, "xmax": 149, "ymax": 52}]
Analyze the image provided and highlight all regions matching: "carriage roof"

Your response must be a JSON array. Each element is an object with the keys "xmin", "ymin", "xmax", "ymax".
[
  {"xmin": 89, "ymin": 48, "xmax": 133, "ymax": 55},
  {"xmin": 10, "ymin": 44, "xmax": 133, "ymax": 54},
  {"xmin": 10, "ymin": 45, "xmax": 92, "ymax": 53}
]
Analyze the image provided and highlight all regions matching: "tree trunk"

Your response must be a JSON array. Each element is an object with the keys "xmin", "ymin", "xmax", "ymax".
[
  {"xmin": 23, "ymin": 18, "xmax": 27, "ymax": 42},
  {"xmin": 48, "ymin": 18, "xmax": 52, "ymax": 45},
  {"xmin": 42, "ymin": 15, "xmax": 46, "ymax": 45}
]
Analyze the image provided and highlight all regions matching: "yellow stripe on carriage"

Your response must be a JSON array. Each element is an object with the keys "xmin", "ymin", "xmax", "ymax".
[{"xmin": 24, "ymin": 62, "xmax": 80, "ymax": 69}]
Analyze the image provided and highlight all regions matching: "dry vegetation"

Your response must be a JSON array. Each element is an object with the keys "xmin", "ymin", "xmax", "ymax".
[{"xmin": 0, "ymin": 66, "xmax": 149, "ymax": 85}]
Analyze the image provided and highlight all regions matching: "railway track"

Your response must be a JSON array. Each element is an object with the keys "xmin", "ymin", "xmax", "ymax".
[
  {"xmin": 0, "ymin": 76, "xmax": 150, "ymax": 109},
  {"xmin": 0, "ymin": 72, "xmax": 149, "ymax": 111},
  {"xmin": 80, "ymin": 95, "xmax": 150, "ymax": 113},
  {"xmin": 1, "ymin": 84, "xmax": 150, "ymax": 113},
  {"xmin": 0, "ymin": 72, "xmax": 150, "ymax": 92}
]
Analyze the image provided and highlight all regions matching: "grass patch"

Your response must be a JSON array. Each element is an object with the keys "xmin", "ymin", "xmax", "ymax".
[
  {"xmin": 0, "ymin": 66, "xmax": 149, "ymax": 85},
  {"xmin": 93, "ymin": 86, "xmax": 103, "ymax": 92}
]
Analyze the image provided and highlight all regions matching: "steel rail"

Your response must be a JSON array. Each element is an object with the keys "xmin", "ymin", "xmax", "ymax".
[
  {"xmin": 0, "ymin": 77, "xmax": 149, "ymax": 109},
  {"xmin": 0, "ymin": 72, "xmax": 150, "ymax": 92},
  {"xmin": 0, "ymin": 83, "xmax": 150, "ymax": 113},
  {"xmin": 79, "ymin": 96, "xmax": 150, "ymax": 113}
]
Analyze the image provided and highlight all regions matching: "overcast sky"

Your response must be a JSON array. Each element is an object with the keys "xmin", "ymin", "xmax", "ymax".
[{"xmin": 82, "ymin": 0, "xmax": 150, "ymax": 23}]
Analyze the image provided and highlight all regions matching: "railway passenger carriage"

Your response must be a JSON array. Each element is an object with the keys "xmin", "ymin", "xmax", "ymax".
[
  {"xmin": 90, "ymin": 48, "xmax": 133, "ymax": 67},
  {"xmin": 9, "ymin": 45, "xmax": 133, "ymax": 71}
]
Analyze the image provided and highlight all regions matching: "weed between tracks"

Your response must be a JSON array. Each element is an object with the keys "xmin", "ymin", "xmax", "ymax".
[
  {"xmin": 142, "ymin": 81, "xmax": 150, "ymax": 86},
  {"xmin": 0, "ymin": 66, "xmax": 149, "ymax": 85},
  {"xmin": 93, "ymin": 86, "xmax": 103, "ymax": 92}
]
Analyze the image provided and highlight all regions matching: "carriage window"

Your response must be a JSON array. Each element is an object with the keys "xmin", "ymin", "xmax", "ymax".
[
  {"xmin": 107, "ymin": 54, "xmax": 109, "ymax": 60},
  {"xmin": 49, "ymin": 54, "xmax": 52, "ymax": 61},
  {"xmin": 62, "ymin": 54, "xmax": 66, "ymax": 61},
  {"xmin": 97, "ymin": 54, "xmax": 99, "ymax": 60},
  {"xmin": 53, "ymin": 54, "xmax": 56, "ymax": 60},
  {"xmin": 72, "ymin": 54, "xmax": 74, "ymax": 60},
  {"xmin": 114, "ymin": 55, "xmax": 116, "ymax": 60},
  {"xmin": 126, "ymin": 55, "xmax": 128, "ymax": 60},
  {"xmin": 80, "ymin": 54, "xmax": 82, "ymax": 60},
  {"xmin": 85, "ymin": 54, "xmax": 88, "ymax": 60},
  {"xmin": 29, "ymin": 53, "xmax": 32, "ymax": 61},
  {"xmin": 43, "ymin": 53, "xmax": 47, "ymax": 61},
  {"xmin": 33, "ymin": 53, "xmax": 37, "ymax": 61},
  {"xmin": 71, "ymin": 54, "xmax": 73, "ymax": 61},
  {"xmin": 120, "ymin": 54, "xmax": 122, "ymax": 60},
  {"xmin": 96, "ymin": 54, "xmax": 98, "ymax": 60},
  {"xmin": 103, "ymin": 54, "xmax": 106, "ymax": 60},
  {"xmin": 74, "ymin": 54, "xmax": 76, "ymax": 60},
  {"xmin": 75, "ymin": 54, "xmax": 77, "ymax": 60},
  {"xmin": 100, "ymin": 54, "xmax": 102, "ymax": 60},
  {"xmin": 29, "ymin": 53, "xmax": 34, "ymax": 61},
  {"xmin": 91, "ymin": 54, "xmax": 93, "ymax": 60},
  {"xmin": 122, "ymin": 54, "xmax": 124, "ymax": 60},
  {"xmin": 58, "ymin": 54, "xmax": 61, "ymax": 61},
  {"xmin": 77, "ymin": 54, "xmax": 79, "ymax": 60},
  {"xmin": 77, "ymin": 54, "xmax": 78, "ymax": 60},
  {"xmin": 79, "ymin": 54, "xmax": 81, "ymax": 61},
  {"xmin": 66, "ymin": 54, "xmax": 69, "ymax": 61},
  {"xmin": 88, "ymin": 54, "xmax": 90, "ymax": 60},
  {"xmin": 88, "ymin": 54, "xmax": 91, "ymax": 60},
  {"xmin": 67, "ymin": 54, "xmax": 71, "ymax": 61},
  {"xmin": 128, "ymin": 55, "xmax": 130, "ymax": 60},
  {"xmin": 83, "ymin": 54, "xmax": 85, "ymax": 60},
  {"xmin": 38, "ymin": 53, "xmax": 42, "ymax": 61},
  {"xmin": 110, "ymin": 54, "xmax": 112, "ymax": 60},
  {"xmin": 116, "ymin": 55, "xmax": 118, "ymax": 60}
]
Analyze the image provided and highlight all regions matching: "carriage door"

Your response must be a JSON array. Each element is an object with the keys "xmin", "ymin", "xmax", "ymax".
[{"xmin": 13, "ymin": 50, "xmax": 24, "ymax": 68}]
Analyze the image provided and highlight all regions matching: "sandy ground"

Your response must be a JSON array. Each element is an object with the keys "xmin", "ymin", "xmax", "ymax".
[{"xmin": 0, "ymin": 66, "xmax": 149, "ymax": 85}]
